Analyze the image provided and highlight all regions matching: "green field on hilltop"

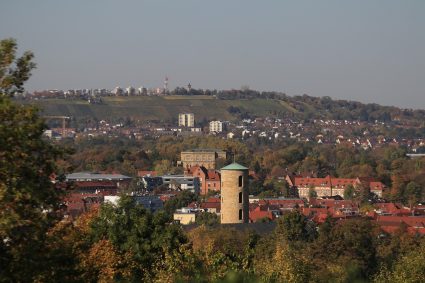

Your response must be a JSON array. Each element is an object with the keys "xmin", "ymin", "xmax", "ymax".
[{"xmin": 30, "ymin": 96, "xmax": 293, "ymax": 122}]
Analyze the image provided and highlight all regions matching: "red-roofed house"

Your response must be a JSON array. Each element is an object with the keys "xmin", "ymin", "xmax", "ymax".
[
  {"xmin": 188, "ymin": 197, "xmax": 221, "ymax": 214},
  {"xmin": 286, "ymin": 175, "xmax": 386, "ymax": 199},
  {"xmin": 369, "ymin": 181, "xmax": 386, "ymax": 197},
  {"xmin": 373, "ymin": 215, "xmax": 425, "ymax": 235},
  {"xmin": 249, "ymin": 206, "xmax": 276, "ymax": 222},
  {"xmin": 186, "ymin": 165, "xmax": 221, "ymax": 195}
]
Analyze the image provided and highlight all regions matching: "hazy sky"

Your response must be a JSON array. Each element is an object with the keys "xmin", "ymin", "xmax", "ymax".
[{"xmin": 1, "ymin": 1, "xmax": 424, "ymax": 108}]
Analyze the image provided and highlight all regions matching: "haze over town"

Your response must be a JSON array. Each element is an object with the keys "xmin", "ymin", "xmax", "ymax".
[{"xmin": 1, "ymin": 0, "xmax": 424, "ymax": 109}]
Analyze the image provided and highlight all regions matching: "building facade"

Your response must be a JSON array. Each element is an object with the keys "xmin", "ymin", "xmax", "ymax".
[
  {"xmin": 180, "ymin": 149, "xmax": 227, "ymax": 170},
  {"xmin": 209, "ymin": 120, "xmax": 224, "ymax": 133},
  {"xmin": 161, "ymin": 175, "xmax": 200, "ymax": 194},
  {"xmin": 220, "ymin": 163, "xmax": 249, "ymax": 224},
  {"xmin": 186, "ymin": 165, "xmax": 221, "ymax": 195},
  {"xmin": 178, "ymin": 113, "xmax": 195, "ymax": 127},
  {"xmin": 285, "ymin": 175, "xmax": 386, "ymax": 199}
]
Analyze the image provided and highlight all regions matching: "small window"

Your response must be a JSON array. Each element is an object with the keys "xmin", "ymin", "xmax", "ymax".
[
  {"xmin": 239, "ymin": 209, "xmax": 243, "ymax": 220},
  {"xmin": 239, "ymin": 192, "xmax": 242, "ymax": 203},
  {"xmin": 238, "ymin": 176, "xmax": 243, "ymax": 187}
]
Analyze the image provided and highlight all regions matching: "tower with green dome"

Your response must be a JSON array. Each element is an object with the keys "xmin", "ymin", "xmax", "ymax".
[{"xmin": 220, "ymin": 163, "xmax": 249, "ymax": 224}]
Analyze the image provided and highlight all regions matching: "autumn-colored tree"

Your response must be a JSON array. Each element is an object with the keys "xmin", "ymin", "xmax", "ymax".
[
  {"xmin": 79, "ymin": 239, "xmax": 136, "ymax": 282},
  {"xmin": 89, "ymin": 196, "xmax": 188, "ymax": 281},
  {"xmin": 343, "ymin": 184, "xmax": 355, "ymax": 200},
  {"xmin": 255, "ymin": 241, "xmax": 311, "ymax": 283},
  {"xmin": 374, "ymin": 238, "xmax": 425, "ymax": 283},
  {"xmin": 188, "ymin": 226, "xmax": 258, "ymax": 281},
  {"xmin": 0, "ymin": 38, "xmax": 36, "ymax": 96},
  {"xmin": 275, "ymin": 210, "xmax": 317, "ymax": 243},
  {"xmin": 0, "ymin": 38, "xmax": 64, "ymax": 282},
  {"xmin": 311, "ymin": 218, "xmax": 379, "ymax": 281}
]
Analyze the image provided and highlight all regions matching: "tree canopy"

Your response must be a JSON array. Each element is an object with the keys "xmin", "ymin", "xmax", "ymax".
[
  {"xmin": 0, "ymin": 38, "xmax": 63, "ymax": 281},
  {"xmin": 0, "ymin": 38, "xmax": 36, "ymax": 97}
]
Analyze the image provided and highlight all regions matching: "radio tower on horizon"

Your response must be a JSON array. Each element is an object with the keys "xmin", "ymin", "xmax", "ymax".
[{"xmin": 164, "ymin": 76, "xmax": 169, "ymax": 93}]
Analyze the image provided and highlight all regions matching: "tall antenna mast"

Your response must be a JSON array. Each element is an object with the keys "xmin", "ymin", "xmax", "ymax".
[{"xmin": 164, "ymin": 76, "xmax": 169, "ymax": 93}]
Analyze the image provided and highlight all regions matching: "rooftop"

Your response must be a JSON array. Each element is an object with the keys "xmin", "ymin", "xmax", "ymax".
[
  {"xmin": 221, "ymin": 163, "xmax": 249, "ymax": 171},
  {"xmin": 182, "ymin": 148, "xmax": 226, "ymax": 153},
  {"xmin": 66, "ymin": 172, "xmax": 132, "ymax": 181}
]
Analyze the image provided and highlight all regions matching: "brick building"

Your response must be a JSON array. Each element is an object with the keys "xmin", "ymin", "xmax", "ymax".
[
  {"xmin": 179, "ymin": 149, "xmax": 227, "ymax": 170},
  {"xmin": 186, "ymin": 165, "xmax": 221, "ymax": 195}
]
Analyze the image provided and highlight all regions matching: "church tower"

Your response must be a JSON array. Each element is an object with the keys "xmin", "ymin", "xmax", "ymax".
[{"xmin": 220, "ymin": 163, "xmax": 249, "ymax": 224}]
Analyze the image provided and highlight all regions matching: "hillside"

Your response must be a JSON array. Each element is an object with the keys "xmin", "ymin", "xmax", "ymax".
[
  {"xmin": 27, "ymin": 92, "xmax": 425, "ymax": 125},
  {"xmin": 30, "ymin": 95, "xmax": 292, "ymax": 123}
]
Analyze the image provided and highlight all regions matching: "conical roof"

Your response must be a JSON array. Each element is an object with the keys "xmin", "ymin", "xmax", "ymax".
[{"xmin": 221, "ymin": 162, "xmax": 248, "ymax": 171}]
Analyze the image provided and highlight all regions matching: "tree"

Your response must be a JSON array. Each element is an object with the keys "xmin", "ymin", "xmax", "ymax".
[
  {"xmin": 344, "ymin": 184, "xmax": 355, "ymax": 200},
  {"xmin": 308, "ymin": 187, "xmax": 318, "ymax": 198},
  {"xmin": 163, "ymin": 190, "xmax": 198, "ymax": 217},
  {"xmin": 405, "ymin": 181, "xmax": 423, "ymax": 208},
  {"xmin": 275, "ymin": 211, "xmax": 317, "ymax": 243},
  {"xmin": 0, "ymin": 38, "xmax": 36, "ymax": 96},
  {"xmin": 195, "ymin": 211, "xmax": 219, "ymax": 226},
  {"xmin": 89, "ymin": 195, "xmax": 188, "ymax": 281},
  {"xmin": 256, "ymin": 241, "xmax": 311, "ymax": 283},
  {"xmin": 355, "ymin": 183, "xmax": 371, "ymax": 204},
  {"xmin": 374, "ymin": 239, "xmax": 425, "ymax": 283},
  {"xmin": 154, "ymin": 159, "xmax": 175, "ymax": 175},
  {"xmin": 312, "ymin": 218, "xmax": 378, "ymax": 281},
  {"xmin": 0, "ymin": 38, "xmax": 63, "ymax": 281}
]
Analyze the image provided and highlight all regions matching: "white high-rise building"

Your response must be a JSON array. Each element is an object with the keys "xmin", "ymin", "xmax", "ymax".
[
  {"xmin": 209, "ymin": 120, "xmax": 224, "ymax": 133},
  {"xmin": 113, "ymin": 86, "xmax": 123, "ymax": 96},
  {"xmin": 178, "ymin": 113, "xmax": 194, "ymax": 127},
  {"xmin": 126, "ymin": 86, "xmax": 136, "ymax": 96},
  {"xmin": 137, "ymin": 86, "xmax": 146, "ymax": 95}
]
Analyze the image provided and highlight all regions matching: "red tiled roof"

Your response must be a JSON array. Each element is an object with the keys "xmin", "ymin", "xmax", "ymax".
[
  {"xmin": 206, "ymin": 197, "xmax": 220, "ymax": 203},
  {"xmin": 294, "ymin": 175, "xmax": 358, "ymax": 187},
  {"xmin": 302, "ymin": 207, "xmax": 329, "ymax": 216},
  {"xmin": 249, "ymin": 206, "xmax": 275, "ymax": 222},
  {"xmin": 309, "ymin": 199, "xmax": 357, "ymax": 209},
  {"xmin": 74, "ymin": 181, "xmax": 117, "ymax": 188},
  {"xmin": 370, "ymin": 181, "xmax": 385, "ymax": 191},
  {"xmin": 207, "ymin": 170, "xmax": 220, "ymax": 180}
]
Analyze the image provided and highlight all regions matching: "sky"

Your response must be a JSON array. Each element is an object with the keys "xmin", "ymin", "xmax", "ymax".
[{"xmin": 1, "ymin": 0, "xmax": 424, "ymax": 109}]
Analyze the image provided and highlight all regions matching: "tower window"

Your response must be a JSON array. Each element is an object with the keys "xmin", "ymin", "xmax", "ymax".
[
  {"xmin": 238, "ymin": 176, "xmax": 243, "ymax": 187},
  {"xmin": 239, "ymin": 192, "xmax": 242, "ymax": 203},
  {"xmin": 239, "ymin": 209, "xmax": 242, "ymax": 220}
]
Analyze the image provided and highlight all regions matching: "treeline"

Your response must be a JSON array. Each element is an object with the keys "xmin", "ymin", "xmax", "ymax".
[
  {"xmin": 24, "ymin": 196, "xmax": 425, "ymax": 282},
  {"xmin": 169, "ymin": 87, "xmax": 425, "ymax": 123}
]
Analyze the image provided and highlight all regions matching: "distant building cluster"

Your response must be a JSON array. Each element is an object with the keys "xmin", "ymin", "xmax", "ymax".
[{"xmin": 57, "ymin": 153, "xmax": 425, "ymax": 236}]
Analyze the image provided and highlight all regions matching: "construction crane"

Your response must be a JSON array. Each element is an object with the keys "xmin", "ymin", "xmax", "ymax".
[{"xmin": 43, "ymin": 116, "xmax": 71, "ymax": 137}]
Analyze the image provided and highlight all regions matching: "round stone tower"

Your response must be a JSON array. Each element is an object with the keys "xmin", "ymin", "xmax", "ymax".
[{"xmin": 220, "ymin": 163, "xmax": 249, "ymax": 224}]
